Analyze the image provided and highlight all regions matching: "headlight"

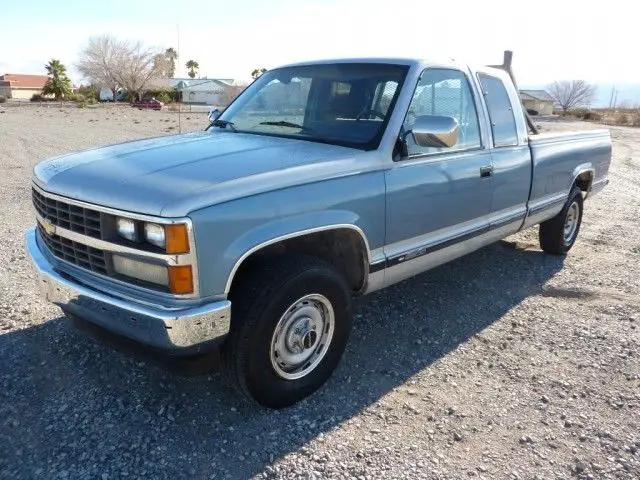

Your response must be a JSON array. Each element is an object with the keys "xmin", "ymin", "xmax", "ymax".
[
  {"xmin": 144, "ymin": 223, "xmax": 165, "ymax": 249},
  {"xmin": 116, "ymin": 218, "xmax": 137, "ymax": 241},
  {"xmin": 143, "ymin": 223, "xmax": 190, "ymax": 253}
]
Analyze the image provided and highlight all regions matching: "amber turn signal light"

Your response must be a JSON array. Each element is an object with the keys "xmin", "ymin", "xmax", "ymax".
[
  {"xmin": 166, "ymin": 224, "xmax": 190, "ymax": 254},
  {"xmin": 168, "ymin": 265, "xmax": 194, "ymax": 294}
]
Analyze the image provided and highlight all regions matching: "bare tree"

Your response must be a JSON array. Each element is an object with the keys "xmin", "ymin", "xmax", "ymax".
[
  {"xmin": 547, "ymin": 80, "xmax": 597, "ymax": 113},
  {"xmin": 115, "ymin": 42, "xmax": 167, "ymax": 101},
  {"xmin": 217, "ymin": 85, "xmax": 245, "ymax": 106},
  {"xmin": 76, "ymin": 35, "xmax": 127, "ymax": 100},
  {"xmin": 77, "ymin": 35, "xmax": 168, "ymax": 101}
]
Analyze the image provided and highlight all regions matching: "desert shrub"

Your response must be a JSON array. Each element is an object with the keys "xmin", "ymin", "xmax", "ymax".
[
  {"xmin": 146, "ymin": 89, "xmax": 173, "ymax": 103},
  {"xmin": 77, "ymin": 101, "xmax": 87, "ymax": 109},
  {"xmin": 154, "ymin": 91, "xmax": 172, "ymax": 104},
  {"xmin": 614, "ymin": 113, "xmax": 629, "ymax": 126},
  {"xmin": 66, "ymin": 93, "xmax": 86, "ymax": 103},
  {"xmin": 581, "ymin": 111, "xmax": 601, "ymax": 121},
  {"xmin": 76, "ymin": 85, "xmax": 98, "ymax": 102},
  {"xmin": 0, "ymin": 95, "xmax": 5, "ymax": 103},
  {"xmin": 31, "ymin": 93, "xmax": 44, "ymax": 102},
  {"xmin": 566, "ymin": 108, "xmax": 602, "ymax": 121},
  {"xmin": 631, "ymin": 111, "xmax": 640, "ymax": 127},
  {"xmin": 119, "ymin": 91, "xmax": 134, "ymax": 102},
  {"xmin": 567, "ymin": 108, "xmax": 588, "ymax": 118}
]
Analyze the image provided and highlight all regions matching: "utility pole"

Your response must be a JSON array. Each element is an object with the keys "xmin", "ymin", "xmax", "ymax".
[
  {"xmin": 609, "ymin": 86, "xmax": 617, "ymax": 109},
  {"xmin": 177, "ymin": 23, "xmax": 182, "ymax": 133}
]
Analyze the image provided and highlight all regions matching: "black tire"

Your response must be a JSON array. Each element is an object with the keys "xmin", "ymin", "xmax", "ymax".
[
  {"xmin": 539, "ymin": 186, "xmax": 584, "ymax": 255},
  {"xmin": 223, "ymin": 255, "xmax": 352, "ymax": 408}
]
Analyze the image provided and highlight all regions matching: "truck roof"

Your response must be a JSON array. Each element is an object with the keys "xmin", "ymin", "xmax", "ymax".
[
  {"xmin": 280, "ymin": 56, "xmax": 454, "ymax": 69},
  {"xmin": 277, "ymin": 57, "xmax": 507, "ymax": 78}
]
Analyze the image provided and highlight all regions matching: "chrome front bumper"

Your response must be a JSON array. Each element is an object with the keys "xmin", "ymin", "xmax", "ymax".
[{"xmin": 25, "ymin": 227, "xmax": 231, "ymax": 352}]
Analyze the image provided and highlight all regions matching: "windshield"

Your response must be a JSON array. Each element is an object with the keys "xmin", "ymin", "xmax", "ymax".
[{"xmin": 215, "ymin": 63, "xmax": 409, "ymax": 150}]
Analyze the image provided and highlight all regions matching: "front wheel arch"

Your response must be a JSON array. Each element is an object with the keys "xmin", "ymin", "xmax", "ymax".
[{"xmin": 225, "ymin": 225, "xmax": 371, "ymax": 296}]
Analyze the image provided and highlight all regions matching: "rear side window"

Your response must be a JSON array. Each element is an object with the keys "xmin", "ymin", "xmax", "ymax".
[{"xmin": 478, "ymin": 74, "xmax": 518, "ymax": 147}]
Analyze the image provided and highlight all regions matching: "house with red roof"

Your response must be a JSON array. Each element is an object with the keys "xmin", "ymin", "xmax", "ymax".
[{"xmin": 0, "ymin": 74, "xmax": 48, "ymax": 100}]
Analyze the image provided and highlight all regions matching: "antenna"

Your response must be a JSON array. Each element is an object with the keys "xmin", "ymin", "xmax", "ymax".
[{"xmin": 177, "ymin": 22, "xmax": 182, "ymax": 134}]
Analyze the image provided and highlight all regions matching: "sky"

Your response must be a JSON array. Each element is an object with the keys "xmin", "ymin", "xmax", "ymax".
[{"xmin": 0, "ymin": 0, "xmax": 637, "ymax": 92}]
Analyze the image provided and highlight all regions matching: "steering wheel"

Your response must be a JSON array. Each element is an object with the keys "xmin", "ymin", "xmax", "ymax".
[{"xmin": 355, "ymin": 109, "xmax": 385, "ymax": 121}]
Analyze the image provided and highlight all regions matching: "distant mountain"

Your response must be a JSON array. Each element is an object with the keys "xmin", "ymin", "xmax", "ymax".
[{"xmin": 521, "ymin": 83, "xmax": 640, "ymax": 108}]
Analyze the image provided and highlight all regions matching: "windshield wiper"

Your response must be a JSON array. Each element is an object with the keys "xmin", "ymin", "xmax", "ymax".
[
  {"xmin": 259, "ymin": 121, "xmax": 313, "ymax": 132},
  {"xmin": 211, "ymin": 119, "xmax": 237, "ymax": 131}
]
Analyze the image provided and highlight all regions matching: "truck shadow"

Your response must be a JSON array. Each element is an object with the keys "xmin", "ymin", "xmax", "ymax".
[{"xmin": 0, "ymin": 240, "xmax": 565, "ymax": 479}]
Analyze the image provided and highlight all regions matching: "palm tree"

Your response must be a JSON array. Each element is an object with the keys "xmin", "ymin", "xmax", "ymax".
[
  {"xmin": 251, "ymin": 67, "xmax": 267, "ymax": 80},
  {"xmin": 165, "ymin": 48, "xmax": 178, "ymax": 78},
  {"xmin": 185, "ymin": 60, "xmax": 199, "ymax": 79},
  {"xmin": 42, "ymin": 59, "xmax": 72, "ymax": 100}
]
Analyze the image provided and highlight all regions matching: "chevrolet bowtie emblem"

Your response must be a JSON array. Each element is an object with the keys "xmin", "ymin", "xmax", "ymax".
[{"xmin": 41, "ymin": 218, "xmax": 56, "ymax": 236}]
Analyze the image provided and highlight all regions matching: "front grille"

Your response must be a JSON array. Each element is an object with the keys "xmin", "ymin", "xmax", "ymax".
[
  {"xmin": 32, "ymin": 188, "xmax": 102, "ymax": 239},
  {"xmin": 38, "ymin": 224, "xmax": 108, "ymax": 274}
]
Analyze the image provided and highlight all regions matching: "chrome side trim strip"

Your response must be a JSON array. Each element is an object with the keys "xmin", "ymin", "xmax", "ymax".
[
  {"xmin": 527, "ymin": 191, "xmax": 569, "ymax": 216},
  {"xmin": 223, "ymin": 224, "xmax": 372, "ymax": 295},
  {"xmin": 384, "ymin": 214, "xmax": 490, "ymax": 261},
  {"xmin": 490, "ymin": 205, "xmax": 527, "ymax": 227},
  {"xmin": 371, "ymin": 205, "xmax": 526, "ymax": 274},
  {"xmin": 381, "ymin": 218, "xmax": 523, "ymax": 289},
  {"xmin": 591, "ymin": 176, "xmax": 608, "ymax": 186},
  {"xmin": 586, "ymin": 176, "xmax": 608, "ymax": 199}
]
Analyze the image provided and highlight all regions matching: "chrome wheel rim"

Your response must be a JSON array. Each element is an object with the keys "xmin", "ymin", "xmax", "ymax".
[
  {"xmin": 270, "ymin": 294, "xmax": 335, "ymax": 380},
  {"xmin": 564, "ymin": 202, "xmax": 580, "ymax": 243}
]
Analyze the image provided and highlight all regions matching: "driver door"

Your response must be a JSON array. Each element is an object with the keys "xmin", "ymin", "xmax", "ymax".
[{"xmin": 383, "ymin": 68, "xmax": 493, "ymax": 285}]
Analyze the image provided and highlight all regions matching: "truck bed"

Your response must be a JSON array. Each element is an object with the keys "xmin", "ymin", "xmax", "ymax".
[{"xmin": 525, "ymin": 129, "xmax": 612, "ymax": 226}]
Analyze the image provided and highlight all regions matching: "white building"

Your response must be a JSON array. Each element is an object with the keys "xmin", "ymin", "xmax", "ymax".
[{"xmin": 171, "ymin": 78, "xmax": 245, "ymax": 106}]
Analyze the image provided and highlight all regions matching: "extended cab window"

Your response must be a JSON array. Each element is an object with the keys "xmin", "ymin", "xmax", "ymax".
[
  {"xmin": 478, "ymin": 74, "xmax": 518, "ymax": 147},
  {"xmin": 402, "ymin": 68, "xmax": 481, "ymax": 156}
]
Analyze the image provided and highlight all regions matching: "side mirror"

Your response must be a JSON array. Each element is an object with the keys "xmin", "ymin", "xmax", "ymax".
[
  {"xmin": 410, "ymin": 115, "xmax": 459, "ymax": 148},
  {"xmin": 208, "ymin": 108, "xmax": 221, "ymax": 122}
]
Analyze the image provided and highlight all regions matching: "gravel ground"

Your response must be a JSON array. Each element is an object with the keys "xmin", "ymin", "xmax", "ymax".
[{"xmin": 0, "ymin": 105, "xmax": 638, "ymax": 479}]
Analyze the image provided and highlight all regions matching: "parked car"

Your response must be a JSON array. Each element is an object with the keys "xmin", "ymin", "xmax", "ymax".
[
  {"xmin": 131, "ymin": 98, "xmax": 163, "ymax": 110},
  {"xmin": 26, "ymin": 57, "xmax": 611, "ymax": 408},
  {"xmin": 99, "ymin": 88, "xmax": 114, "ymax": 102}
]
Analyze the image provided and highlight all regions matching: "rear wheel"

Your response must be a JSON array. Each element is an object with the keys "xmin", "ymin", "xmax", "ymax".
[
  {"xmin": 539, "ymin": 186, "xmax": 584, "ymax": 255},
  {"xmin": 223, "ymin": 255, "xmax": 352, "ymax": 408}
]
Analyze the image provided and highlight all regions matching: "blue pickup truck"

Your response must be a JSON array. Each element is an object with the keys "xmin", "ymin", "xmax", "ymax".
[{"xmin": 26, "ymin": 58, "xmax": 611, "ymax": 407}]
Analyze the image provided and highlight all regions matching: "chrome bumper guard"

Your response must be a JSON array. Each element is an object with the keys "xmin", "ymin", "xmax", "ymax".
[{"xmin": 25, "ymin": 227, "xmax": 231, "ymax": 352}]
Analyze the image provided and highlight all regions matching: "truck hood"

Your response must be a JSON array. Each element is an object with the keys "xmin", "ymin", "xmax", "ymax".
[{"xmin": 33, "ymin": 131, "xmax": 360, "ymax": 217}]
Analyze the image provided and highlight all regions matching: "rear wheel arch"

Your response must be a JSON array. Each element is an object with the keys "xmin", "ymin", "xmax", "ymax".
[{"xmin": 572, "ymin": 167, "xmax": 595, "ymax": 194}]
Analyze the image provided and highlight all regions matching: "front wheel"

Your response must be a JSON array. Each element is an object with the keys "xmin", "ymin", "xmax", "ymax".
[
  {"xmin": 539, "ymin": 186, "xmax": 584, "ymax": 255},
  {"xmin": 223, "ymin": 255, "xmax": 352, "ymax": 408}
]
